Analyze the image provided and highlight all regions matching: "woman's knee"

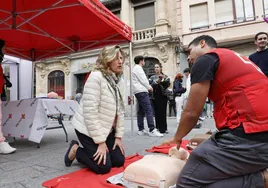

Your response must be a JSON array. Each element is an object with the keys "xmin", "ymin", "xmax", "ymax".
[
  {"xmin": 91, "ymin": 162, "xmax": 112, "ymax": 174},
  {"xmin": 112, "ymin": 154, "xmax": 125, "ymax": 167}
]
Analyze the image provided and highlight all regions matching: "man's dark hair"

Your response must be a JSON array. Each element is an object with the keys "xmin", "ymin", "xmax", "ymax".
[
  {"xmin": 188, "ymin": 35, "xmax": 217, "ymax": 48},
  {"xmin": 0, "ymin": 39, "xmax": 5, "ymax": 49},
  {"xmin": 134, "ymin": 55, "xmax": 144, "ymax": 64},
  {"xmin": 255, "ymin": 32, "xmax": 268, "ymax": 40},
  {"xmin": 183, "ymin": 68, "xmax": 190, "ymax": 73}
]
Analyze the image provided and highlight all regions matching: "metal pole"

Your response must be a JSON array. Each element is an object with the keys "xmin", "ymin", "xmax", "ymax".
[
  {"xmin": 12, "ymin": 0, "xmax": 17, "ymax": 29},
  {"xmin": 17, "ymin": 62, "xmax": 20, "ymax": 100},
  {"xmin": 31, "ymin": 61, "xmax": 34, "ymax": 98},
  {"xmin": 129, "ymin": 42, "xmax": 134, "ymax": 137}
]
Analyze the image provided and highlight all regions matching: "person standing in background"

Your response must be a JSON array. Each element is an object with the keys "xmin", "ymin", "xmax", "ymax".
[
  {"xmin": 149, "ymin": 63, "xmax": 170, "ymax": 134},
  {"xmin": 184, "ymin": 67, "xmax": 204, "ymax": 124},
  {"xmin": 167, "ymin": 88, "xmax": 176, "ymax": 117},
  {"xmin": 74, "ymin": 88, "xmax": 83, "ymax": 104},
  {"xmin": 183, "ymin": 68, "xmax": 191, "ymax": 105},
  {"xmin": 173, "ymin": 73, "xmax": 186, "ymax": 123},
  {"xmin": 249, "ymin": 32, "xmax": 268, "ymax": 77},
  {"xmin": 132, "ymin": 56, "xmax": 163, "ymax": 137},
  {"xmin": 0, "ymin": 39, "xmax": 16, "ymax": 154}
]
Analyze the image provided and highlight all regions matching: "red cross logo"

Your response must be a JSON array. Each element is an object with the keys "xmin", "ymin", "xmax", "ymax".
[
  {"xmin": 21, "ymin": 114, "xmax": 25, "ymax": 119},
  {"xmin": 8, "ymin": 114, "xmax": 12, "ymax": 118}
]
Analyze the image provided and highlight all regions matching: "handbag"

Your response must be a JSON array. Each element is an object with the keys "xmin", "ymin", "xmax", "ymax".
[{"xmin": 160, "ymin": 85, "xmax": 169, "ymax": 96}]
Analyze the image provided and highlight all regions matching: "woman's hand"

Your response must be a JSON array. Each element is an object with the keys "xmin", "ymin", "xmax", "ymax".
[
  {"xmin": 93, "ymin": 142, "xmax": 108, "ymax": 165},
  {"xmin": 113, "ymin": 138, "xmax": 125, "ymax": 155}
]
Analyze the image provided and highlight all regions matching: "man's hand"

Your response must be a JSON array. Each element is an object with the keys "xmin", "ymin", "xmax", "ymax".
[
  {"xmin": 161, "ymin": 137, "xmax": 182, "ymax": 150},
  {"xmin": 93, "ymin": 142, "xmax": 108, "ymax": 165},
  {"xmin": 148, "ymin": 87, "xmax": 153, "ymax": 92},
  {"xmin": 113, "ymin": 138, "xmax": 125, "ymax": 155}
]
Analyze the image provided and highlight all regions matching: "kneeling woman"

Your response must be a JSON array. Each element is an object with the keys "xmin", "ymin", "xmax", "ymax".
[{"xmin": 64, "ymin": 45, "xmax": 125, "ymax": 174}]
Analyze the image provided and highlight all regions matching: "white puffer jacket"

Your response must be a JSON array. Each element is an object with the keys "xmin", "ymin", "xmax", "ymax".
[{"xmin": 72, "ymin": 71, "xmax": 124, "ymax": 144}]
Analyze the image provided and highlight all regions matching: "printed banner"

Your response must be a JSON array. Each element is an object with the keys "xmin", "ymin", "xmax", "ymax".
[{"xmin": 2, "ymin": 98, "xmax": 78, "ymax": 143}]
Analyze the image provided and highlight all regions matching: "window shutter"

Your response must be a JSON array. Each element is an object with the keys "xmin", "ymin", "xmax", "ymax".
[
  {"xmin": 215, "ymin": 0, "xmax": 234, "ymax": 23},
  {"xmin": 134, "ymin": 3, "xmax": 155, "ymax": 30},
  {"xmin": 244, "ymin": 0, "xmax": 254, "ymax": 20},
  {"xmin": 264, "ymin": 0, "xmax": 268, "ymax": 17},
  {"xmin": 190, "ymin": 3, "xmax": 209, "ymax": 28}
]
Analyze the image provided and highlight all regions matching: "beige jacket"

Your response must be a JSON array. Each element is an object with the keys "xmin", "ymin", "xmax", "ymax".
[{"xmin": 72, "ymin": 71, "xmax": 124, "ymax": 144}]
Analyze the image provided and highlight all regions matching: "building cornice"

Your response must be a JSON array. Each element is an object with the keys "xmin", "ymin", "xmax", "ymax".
[{"xmin": 152, "ymin": 35, "xmax": 172, "ymax": 43}]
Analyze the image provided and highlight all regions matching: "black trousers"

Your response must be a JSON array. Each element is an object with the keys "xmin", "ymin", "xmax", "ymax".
[
  {"xmin": 169, "ymin": 100, "xmax": 176, "ymax": 117},
  {"xmin": 75, "ymin": 129, "xmax": 125, "ymax": 174},
  {"xmin": 152, "ymin": 98, "xmax": 168, "ymax": 133}
]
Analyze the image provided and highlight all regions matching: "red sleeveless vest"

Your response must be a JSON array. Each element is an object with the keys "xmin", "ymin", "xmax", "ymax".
[{"xmin": 207, "ymin": 48, "xmax": 268, "ymax": 133}]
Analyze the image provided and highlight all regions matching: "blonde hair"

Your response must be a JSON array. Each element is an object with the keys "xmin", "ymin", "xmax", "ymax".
[{"xmin": 95, "ymin": 45, "xmax": 125, "ymax": 75}]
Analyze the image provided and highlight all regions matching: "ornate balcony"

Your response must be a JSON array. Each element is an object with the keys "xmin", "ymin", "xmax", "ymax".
[{"xmin": 133, "ymin": 27, "xmax": 156, "ymax": 42}]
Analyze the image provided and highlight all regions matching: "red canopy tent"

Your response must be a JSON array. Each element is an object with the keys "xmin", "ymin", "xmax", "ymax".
[
  {"xmin": 0, "ymin": 0, "xmax": 132, "ymax": 61},
  {"xmin": 0, "ymin": 0, "xmax": 136, "ymax": 136}
]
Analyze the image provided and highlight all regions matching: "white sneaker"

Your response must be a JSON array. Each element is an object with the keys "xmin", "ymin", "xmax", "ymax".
[
  {"xmin": 148, "ymin": 129, "xmax": 163, "ymax": 137},
  {"xmin": 137, "ymin": 129, "xmax": 149, "ymax": 136},
  {"xmin": 0, "ymin": 142, "xmax": 17, "ymax": 154}
]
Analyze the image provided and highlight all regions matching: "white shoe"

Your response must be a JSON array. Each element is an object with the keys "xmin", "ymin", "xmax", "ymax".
[
  {"xmin": 137, "ymin": 129, "xmax": 149, "ymax": 136},
  {"xmin": 0, "ymin": 142, "xmax": 17, "ymax": 154},
  {"xmin": 148, "ymin": 129, "xmax": 163, "ymax": 137}
]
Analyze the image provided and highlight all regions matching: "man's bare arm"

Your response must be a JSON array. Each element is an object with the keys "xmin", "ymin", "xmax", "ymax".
[{"xmin": 174, "ymin": 80, "xmax": 211, "ymax": 141}]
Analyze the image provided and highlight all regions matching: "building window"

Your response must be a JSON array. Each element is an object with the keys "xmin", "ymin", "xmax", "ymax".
[
  {"xmin": 264, "ymin": 0, "xmax": 268, "ymax": 17},
  {"xmin": 214, "ymin": 0, "xmax": 255, "ymax": 27},
  {"xmin": 215, "ymin": 0, "xmax": 234, "ymax": 26},
  {"xmin": 113, "ymin": 10, "xmax": 120, "ymax": 19},
  {"xmin": 48, "ymin": 70, "xmax": 65, "ymax": 98},
  {"xmin": 234, "ymin": 0, "xmax": 255, "ymax": 23},
  {"xmin": 134, "ymin": 3, "xmax": 155, "ymax": 30},
  {"xmin": 190, "ymin": 3, "xmax": 209, "ymax": 31}
]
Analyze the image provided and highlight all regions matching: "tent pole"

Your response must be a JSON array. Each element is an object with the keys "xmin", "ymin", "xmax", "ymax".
[{"xmin": 129, "ymin": 42, "xmax": 134, "ymax": 137}]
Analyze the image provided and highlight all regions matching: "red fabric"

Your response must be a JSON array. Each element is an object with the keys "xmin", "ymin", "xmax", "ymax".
[
  {"xmin": 145, "ymin": 140, "xmax": 190, "ymax": 154},
  {"xmin": 84, "ymin": 71, "xmax": 91, "ymax": 84},
  {"xmin": 0, "ymin": 65, "xmax": 4, "ymax": 94},
  {"xmin": 0, "ymin": 0, "xmax": 132, "ymax": 61},
  {"xmin": 208, "ymin": 48, "xmax": 268, "ymax": 133},
  {"xmin": 42, "ymin": 154, "xmax": 142, "ymax": 188}
]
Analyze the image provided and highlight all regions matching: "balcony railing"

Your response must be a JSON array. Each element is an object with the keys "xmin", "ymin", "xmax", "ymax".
[
  {"xmin": 133, "ymin": 27, "xmax": 156, "ymax": 41},
  {"xmin": 215, "ymin": 16, "xmax": 257, "ymax": 27}
]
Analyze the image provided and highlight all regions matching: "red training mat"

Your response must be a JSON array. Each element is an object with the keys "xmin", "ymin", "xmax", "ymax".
[
  {"xmin": 42, "ymin": 154, "xmax": 143, "ymax": 188},
  {"xmin": 145, "ymin": 140, "xmax": 190, "ymax": 154}
]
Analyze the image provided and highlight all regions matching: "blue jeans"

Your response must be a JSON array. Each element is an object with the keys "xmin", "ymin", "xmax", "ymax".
[{"xmin": 135, "ymin": 92, "xmax": 155, "ymax": 131}]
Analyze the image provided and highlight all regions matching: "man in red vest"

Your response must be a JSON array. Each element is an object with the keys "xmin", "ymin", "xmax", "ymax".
[{"xmin": 164, "ymin": 35, "xmax": 268, "ymax": 187}]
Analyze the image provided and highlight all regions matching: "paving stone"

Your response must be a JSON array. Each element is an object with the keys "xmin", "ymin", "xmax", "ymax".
[
  {"xmin": 0, "ymin": 167, "xmax": 43, "ymax": 184},
  {"xmin": 0, "ymin": 161, "xmax": 29, "ymax": 172}
]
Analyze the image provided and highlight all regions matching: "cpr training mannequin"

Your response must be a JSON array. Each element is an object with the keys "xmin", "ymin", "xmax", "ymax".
[
  {"xmin": 123, "ymin": 132, "xmax": 213, "ymax": 188},
  {"xmin": 123, "ymin": 147, "xmax": 189, "ymax": 188}
]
